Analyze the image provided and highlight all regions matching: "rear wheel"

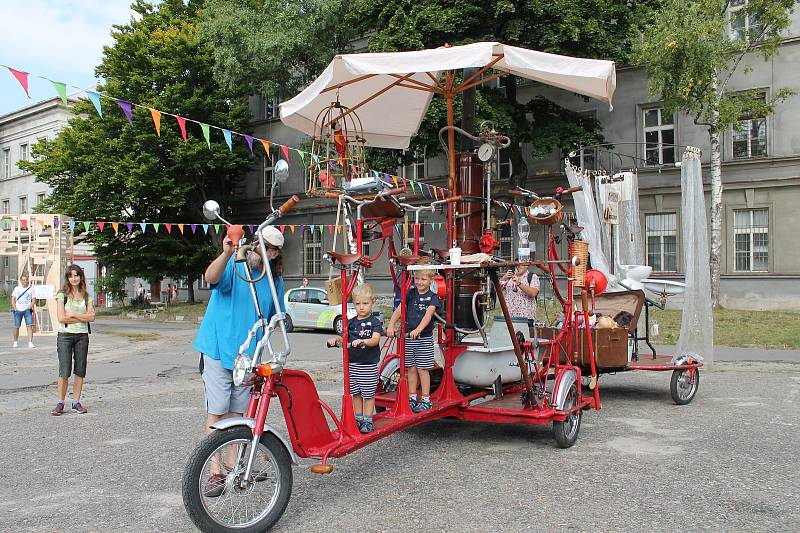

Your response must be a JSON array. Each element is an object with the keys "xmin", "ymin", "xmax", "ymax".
[
  {"xmin": 670, "ymin": 368, "xmax": 699, "ymax": 405},
  {"xmin": 283, "ymin": 315, "xmax": 293, "ymax": 333},
  {"xmin": 553, "ymin": 382, "xmax": 581, "ymax": 448},
  {"xmin": 182, "ymin": 427, "xmax": 293, "ymax": 533},
  {"xmin": 334, "ymin": 316, "xmax": 343, "ymax": 335}
]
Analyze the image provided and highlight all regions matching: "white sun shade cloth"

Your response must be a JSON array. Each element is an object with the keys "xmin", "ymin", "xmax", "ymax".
[{"xmin": 280, "ymin": 42, "xmax": 616, "ymax": 149}]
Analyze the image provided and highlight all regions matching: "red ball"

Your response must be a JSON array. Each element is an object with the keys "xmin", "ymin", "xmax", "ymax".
[{"xmin": 585, "ymin": 269, "xmax": 607, "ymax": 295}]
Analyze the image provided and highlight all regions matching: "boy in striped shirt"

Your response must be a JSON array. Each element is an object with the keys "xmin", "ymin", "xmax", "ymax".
[{"xmin": 327, "ymin": 283, "xmax": 383, "ymax": 433}]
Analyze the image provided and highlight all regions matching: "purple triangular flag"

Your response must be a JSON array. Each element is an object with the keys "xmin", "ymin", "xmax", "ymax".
[
  {"xmin": 126, "ymin": 223, "xmax": 133, "ymax": 232},
  {"xmin": 248, "ymin": 224, "xmax": 254, "ymax": 234},
  {"xmin": 244, "ymin": 134, "xmax": 254, "ymax": 154},
  {"xmin": 117, "ymin": 100, "xmax": 133, "ymax": 125},
  {"xmin": 190, "ymin": 223, "xmax": 197, "ymax": 234}
]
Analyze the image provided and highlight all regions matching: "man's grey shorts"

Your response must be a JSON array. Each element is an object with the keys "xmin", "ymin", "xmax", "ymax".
[{"xmin": 201, "ymin": 354, "xmax": 250, "ymax": 416}]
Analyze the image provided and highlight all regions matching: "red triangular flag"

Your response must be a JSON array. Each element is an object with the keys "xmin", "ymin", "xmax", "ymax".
[
  {"xmin": 165, "ymin": 223, "xmax": 172, "ymax": 233},
  {"xmin": 7, "ymin": 67, "xmax": 30, "ymax": 98},
  {"xmin": 97, "ymin": 221, "xmax": 106, "ymax": 232},
  {"xmin": 279, "ymin": 225, "xmax": 285, "ymax": 233},
  {"xmin": 175, "ymin": 116, "xmax": 187, "ymax": 142},
  {"xmin": 281, "ymin": 145, "xmax": 290, "ymax": 161}
]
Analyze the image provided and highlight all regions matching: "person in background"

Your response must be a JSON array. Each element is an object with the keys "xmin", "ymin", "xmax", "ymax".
[
  {"xmin": 11, "ymin": 274, "xmax": 36, "ymax": 348},
  {"xmin": 192, "ymin": 226, "xmax": 285, "ymax": 497},
  {"xmin": 500, "ymin": 264, "xmax": 540, "ymax": 335},
  {"xmin": 51, "ymin": 265, "xmax": 95, "ymax": 415},
  {"xmin": 302, "ymin": 277, "xmax": 309, "ymax": 288},
  {"xmin": 171, "ymin": 284, "xmax": 179, "ymax": 304}
]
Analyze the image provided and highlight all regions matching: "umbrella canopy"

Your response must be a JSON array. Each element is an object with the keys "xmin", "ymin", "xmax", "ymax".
[{"xmin": 280, "ymin": 41, "xmax": 616, "ymax": 150}]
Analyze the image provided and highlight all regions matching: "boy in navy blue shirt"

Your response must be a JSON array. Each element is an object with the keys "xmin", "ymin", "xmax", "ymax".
[
  {"xmin": 387, "ymin": 269, "xmax": 441, "ymax": 412},
  {"xmin": 327, "ymin": 283, "xmax": 383, "ymax": 433}
]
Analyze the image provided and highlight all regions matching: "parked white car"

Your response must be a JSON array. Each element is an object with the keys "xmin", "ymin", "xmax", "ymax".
[{"xmin": 283, "ymin": 287, "xmax": 356, "ymax": 334}]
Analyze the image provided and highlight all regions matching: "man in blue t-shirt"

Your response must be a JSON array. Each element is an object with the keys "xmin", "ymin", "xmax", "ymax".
[{"xmin": 193, "ymin": 226, "xmax": 285, "ymax": 494}]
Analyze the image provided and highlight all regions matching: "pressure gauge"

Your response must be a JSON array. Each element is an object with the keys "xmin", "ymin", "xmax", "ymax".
[{"xmin": 477, "ymin": 142, "xmax": 495, "ymax": 162}]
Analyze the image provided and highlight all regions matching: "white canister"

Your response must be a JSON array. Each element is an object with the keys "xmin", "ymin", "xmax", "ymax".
[{"xmin": 449, "ymin": 245, "xmax": 462, "ymax": 265}]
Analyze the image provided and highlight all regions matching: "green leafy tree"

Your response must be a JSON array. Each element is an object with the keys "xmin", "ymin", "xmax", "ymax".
[
  {"xmin": 631, "ymin": 0, "xmax": 795, "ymax": 306},
  {"xmin": 22, "ymin": 0, "xmax": 254, "ymax": 302},
  {"xmin": 202, "ymin": 0, "xmax": 656, "ymax": 188}
]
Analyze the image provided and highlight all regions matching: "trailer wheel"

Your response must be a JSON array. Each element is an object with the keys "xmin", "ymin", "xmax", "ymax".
[
  {"xmin": 553, "ymin": 382, "xmax": 581, "ymax": 448},
  {"xmin": 670, "ymin": 368, "xmax": 699, "ymax": 405}
]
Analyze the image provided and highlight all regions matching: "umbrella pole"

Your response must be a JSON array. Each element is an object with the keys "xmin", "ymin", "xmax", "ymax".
[{"xmin": 445, "ymin": 89, "xmax": 456, "ymax": 344}]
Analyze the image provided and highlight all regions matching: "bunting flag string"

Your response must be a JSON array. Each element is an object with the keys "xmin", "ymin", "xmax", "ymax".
[{"xmin": 2, "ymin": 62, "xmax": 451, "ymax": 204}]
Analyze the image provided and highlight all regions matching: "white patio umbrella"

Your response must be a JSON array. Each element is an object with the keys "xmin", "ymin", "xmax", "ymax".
[{"xmin": 280, "ymin": 41, "xmax": 616, "ymax": 189}]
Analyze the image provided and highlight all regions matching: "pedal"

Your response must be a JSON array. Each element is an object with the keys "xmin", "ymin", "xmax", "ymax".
[{"xmin": 310, "ymin": 464, "xmax": 334, "ymax": 474}]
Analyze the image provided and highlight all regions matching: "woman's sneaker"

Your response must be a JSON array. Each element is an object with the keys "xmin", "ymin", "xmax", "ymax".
[
  {"xmin": 51, "ymin": 403, "xmax": 64, "ymax": 416},
  {"xmin": 409, "ymin": 397, "xmax": 419, "ymax": 411},
  {"xmin": 359, "ymin": 419, "xmax": 374, "ymax": 433},
  {"xmin": 71, "ymin": 402, "xmax": 88, "ymax": 414}
]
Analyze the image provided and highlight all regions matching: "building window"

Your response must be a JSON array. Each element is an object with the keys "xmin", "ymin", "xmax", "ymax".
[
  {"xmin": 36, "ymin": 193, "xmax": 46, "ymax": 207},
  {"xmin": 303, "ymin": 227, "xmax": 322, "ymax": 275},
  {"xmin": 645, "ymin": 213, "xmax": 678, "ymax": 272},
  {"xmin": 643, "ymin": 107, "xmax": 675, "ymax": 166},
  {"xmin": 1, "ymin": 199, "xmax": 8, "ymax": 214},
  {"xmin": 19, "ymin": 143, "xmax": 29, "ymax": 167},
  {"xmin": 263, "ymin": 156, "xmax": 274, "ymax": 197},
  {"xmin": 499, "ymin": 149, "xmax": 513, "ymax": 180},
  {"xmin": 18, "ymin": 196, "xmax": 27, "ymax": 214},
  {"xmin": 402, "ymin": 150, "xmax": 426, "ymax": 180},
  {"xmin": 498, "ymin": 224, "xmax": 513, "ymax": 260},
  {"xmin": 1, "ymin": 149, "xmax": 9, "ymax": 178},
  {"xmin": 197, "ymin": 276, "xmax": 210, "ymax": 290},
  {"xmin": 732, "ymin": 94, "xmax": 767, "ymax": 159},
  {"xmin": 729, "ymin": 0, "xmax": 763, "ymax": 42},
  {"xmin": 734, "ymin": 208, "xmax": 769, "ymax": 272},
  {"xmin": 263, "ymin": 96, "xmax": 280, "ymax": 120}
]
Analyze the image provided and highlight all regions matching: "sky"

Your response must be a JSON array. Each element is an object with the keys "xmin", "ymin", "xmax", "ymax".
[{"xmin": 0, "ymin": 0, "xmax": 137, "ymax": 116}]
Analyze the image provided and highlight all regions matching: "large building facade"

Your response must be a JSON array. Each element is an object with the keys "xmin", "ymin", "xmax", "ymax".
[
  {"xmin": 234, "ymin": 11, "xmax": 800, "ymax": 311},
  {"xmin": 0, "ymin": 97, "xmax": 100, "ymax": 299}
]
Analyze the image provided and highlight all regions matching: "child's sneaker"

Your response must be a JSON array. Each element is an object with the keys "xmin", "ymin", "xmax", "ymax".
[
  {"xmin": 51, "ymin": 403, "xmax": 64, "ymax": 416},
  {"xmin": 359, "ymin": 419, "xmax": 374, "ymax": 433},
  {"xmin": 413, "ymin": 398, "xmax": 432, "ymax": 413},
  {"xmin": 408, "ymin": 397, "xmax": 419, "ymax": 411},
  {"xmin": 71, "ymin": 401, "xmax": 88, "ymax": 414}
]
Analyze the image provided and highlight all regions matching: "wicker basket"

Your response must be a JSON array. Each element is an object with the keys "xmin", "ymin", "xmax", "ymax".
[
  {"xmin": 529, "ymin": 198, "xmax": 564, "ymax": 226},
  {"xmin": 570, "ymin": 240, "xmax": 589, "ymax": 288},
  {"xmin": 325, "ymin": 277, "xmax": 343, "ymax": 306}
]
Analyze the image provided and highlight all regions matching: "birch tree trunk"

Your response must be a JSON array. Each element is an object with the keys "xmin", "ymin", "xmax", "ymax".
[{"xmin": 708, "ymin": 107, "xmax": 723, "ymax": 307}]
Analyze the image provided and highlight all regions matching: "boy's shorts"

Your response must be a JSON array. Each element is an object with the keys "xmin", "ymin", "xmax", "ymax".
[
  {"xmin": 201, "ymin": 354, "xmax": 250, "ymax": 415},
  {"xmin": 349, "ymin": 362, "xmax": 378, "ymax": 399},
  {"xmin": 404, "ymin": 336, "xmax": 435, "ymax": 369}
]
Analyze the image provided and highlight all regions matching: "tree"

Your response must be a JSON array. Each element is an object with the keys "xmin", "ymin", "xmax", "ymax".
[
  {"xmin": 22, "ymin": 0, "xmax": 254, "ymax": 302},
  {"xmin": 202, "ymin": 0, "xmax": 658, "ymax": 186},
  {"xmin": 631, "ymin": 0, "xmax": 795, "ymax": 306}
]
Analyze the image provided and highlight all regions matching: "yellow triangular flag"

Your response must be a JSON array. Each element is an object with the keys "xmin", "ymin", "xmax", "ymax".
[
  {"xmin": 111, "ymin": 222, "xmax": 119, "ymax": 235},
  {"xmin": 149, "ymin": 108, "xmax": 161, "ymax": 136},
  {"xmin": 290, "ymin": 225, "xmax": 295, "ymax": 233},
  {"xmin": 259, "ymin": 139, "xmax": 271, "ymax": 160},
  {"xmin": 178, "ymin": 223, "xmax": 185, "ymax": 234}
]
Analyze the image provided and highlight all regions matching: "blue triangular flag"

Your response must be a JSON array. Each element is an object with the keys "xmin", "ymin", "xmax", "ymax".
[
  {"xmin": 139, "ymin": 223, "xmax": 147, "ymax": 232},
  {"xmin": 87, "ymin": 91, "xmax": 103, "ymax": 118},
  {"xmin": 202, "ymin": 224, "xmax": 209, "ymax": 234},
  {"xmin": 68, "ymin": 221, "xmax": 76, "ymax": 231},
  {"xmin": 222, "ymin": 129, "xmax": 233, "ymax": 151}
]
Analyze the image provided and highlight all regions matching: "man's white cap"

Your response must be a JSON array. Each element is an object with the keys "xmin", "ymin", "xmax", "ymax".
[{"xmin": 260, "ymin": 226, "xmax": 284, "ymax": 249}]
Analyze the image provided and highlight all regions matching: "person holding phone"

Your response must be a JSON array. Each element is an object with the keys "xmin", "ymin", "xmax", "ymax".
[{"xmin": 499, "ymin": 264, "xmax": 540, "ymax": 330}]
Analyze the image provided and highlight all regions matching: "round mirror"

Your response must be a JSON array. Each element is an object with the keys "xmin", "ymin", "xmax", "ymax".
[
  {"xmin": 274, "ymin": 159, "xmax": 290, "ymax": 184},
  {"xmin": 202, "ymin": 200, "xmax": 221, "ymax": 221}
]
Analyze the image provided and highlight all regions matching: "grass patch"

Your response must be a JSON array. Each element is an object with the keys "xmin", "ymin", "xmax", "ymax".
[
  {"xmin": 651, "ymin": 307, "xmax": 800, "ymax": 350},
  {"xmin": 0, "ymin": 293, "xmax": 9, "ymax": 311},
  {"xmin": 104, "ymin": 330, "xmax": 162, "ymax": 342}
]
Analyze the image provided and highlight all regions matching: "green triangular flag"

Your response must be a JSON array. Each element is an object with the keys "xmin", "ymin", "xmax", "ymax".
[
  {"xmin": 82, "ymin": 221, "xmax": 90, "ymax": 231},
  {"xmin": 153, "ymin": 223, "xmax": 160, "ymax": 232},
  {"xmin": 295, "ymin": 149, "xmax": 305, "ymax": 164},
  {"xmin": 213, "ymin": 224, "xmax": 221, "ymax": 234},
  {"xmin": 50, "ymin": 80, "xmax": 68, "ymax": 106},
  {"xmin": 200, "ymin": 123, "xmax": 211, "ymax": 148},
  {"xmin": 410, "ymin": 180, "xmax": 416, "ymax": 192}
]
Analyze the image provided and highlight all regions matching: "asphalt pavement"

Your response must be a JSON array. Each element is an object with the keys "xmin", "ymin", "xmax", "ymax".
[{"xmin": 0, "ymin": 317, "xmax": 798, "ymax": 532}]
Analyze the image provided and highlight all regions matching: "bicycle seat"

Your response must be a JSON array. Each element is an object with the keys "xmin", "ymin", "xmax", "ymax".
[
  {"xmin": 395, "ymin": 255, "xmax": 423, "ymax": 266},
  {"xmin": 361, "ymin": 196, "xmax": 404, "ymax": 220},
  {"xmin": 328, "ymin": 252, "xmax": 362, "ymax": 265}
]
